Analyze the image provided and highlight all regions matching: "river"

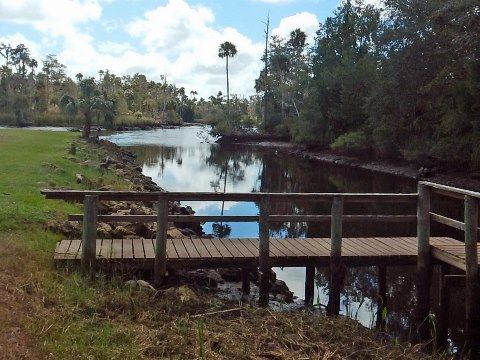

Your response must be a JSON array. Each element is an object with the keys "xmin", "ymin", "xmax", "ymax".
[{"xmin": 104, "ymin": 125, "xmax": 464, "ymax": 345}]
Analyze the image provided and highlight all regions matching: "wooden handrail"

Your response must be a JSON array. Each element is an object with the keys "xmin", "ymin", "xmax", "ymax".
[
  {"xmin": 68, "ymin": 214, "xmax": 417, "ymax": 223},
  {"xmin": 420, "ymin": 181, "xmax": 480, "ymax": 200},
  {"xmin": 41, "ymin": 189, "xmax": 418, "ymax": 203}
]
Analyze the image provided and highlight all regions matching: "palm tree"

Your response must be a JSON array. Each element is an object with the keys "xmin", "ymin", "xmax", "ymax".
[
  {"xmin": 218, "ymin": 41, "xmax": 237, "ymax": 110},
  {"xmin": 60, "ymin": 77, "xmax": 115, "ymax": 138}
]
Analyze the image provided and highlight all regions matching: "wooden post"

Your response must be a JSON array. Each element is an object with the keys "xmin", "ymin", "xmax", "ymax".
[
  {"xmin": 242, "ymin": 267, "xmax": 251, "ymax": 295},
  {"xmin": 258, "ymin": 196, "xmax": 270, "ymax": 307},
  {"xmin": 437, "ymin": 264, "xmax": 450, "ymax": 350},
  {"xmin": 417, "ymin": 183, "xmax": 431, "ymax": 342},
  {"xmin": 329, "ymin": 196, "xmax": 343, "ymax": 315},
  {"xmin": 81, "ymin": 195, "xmax": 98, "ymax": 274},
  {"xmin": 376, "ymin": 266, "xmax": 387, "ymax": 330},
  {"xmin": 154, "ymin": 193, "xmax": 169, "ymax": 286},
  {"xmin": 464, "ymin": 195, "xmax": 480, "ymax": 357},
  {"xmin": 305, "ymin": 266, "xmax": 315, "ymax": 306}
]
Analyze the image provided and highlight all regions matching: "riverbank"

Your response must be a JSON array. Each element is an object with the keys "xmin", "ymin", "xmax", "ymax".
[
  {"xmin": 220, "ymin": 139, "xmax": 480, "ymax": 192},
  {"xmin": 0, "ymin": 129, "xmax": 451, "ymax": 359}
]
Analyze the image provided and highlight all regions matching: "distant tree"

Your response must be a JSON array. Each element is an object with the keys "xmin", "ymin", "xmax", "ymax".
[
  {"xmin": 60, "ymin": 77, "xmax": 115, "ymax": 138},
  {"xmin": 218, "ymin": 41, "xmax": 237, "ymax": 111}
]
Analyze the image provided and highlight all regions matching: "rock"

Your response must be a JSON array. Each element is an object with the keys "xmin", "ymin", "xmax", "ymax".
[
  {"xmin": 97, "ymin": 223, "xmax": 113, "ymax": 238},
  {"xmin": 98, "ymin": 185, "xmax": 113, "ymax": 191},
  {"xmin": 270, "ymin": 280, "xmax": 294, "ymax": 303},
  {"xmin": 167, "ymin": 228, "xmax": 184, "ymax": 239},
  {"xmin": 130, "ymin": 204, "xmax": 148, "ymax": 215},
  {"xmin": 76, "ymin": 174, "xmax": 87, "ymax": 184},
  {"xmin": 112, "ymin": 225, "xmax": 136, "ymax": 238},
  {"xmin": 134, "ymin": 222, "xmax": 147, "ymax": 237},
  {"xmin": 137, "ymin": 279, "xmax": 155, "ymax": 291},
  {"xmin": 54, "ymin": 221, "xmax": 81, "ymax": 238},
  {"xmin": 176, "ymin": 285, "xmax": 201, "ymax": 304},
  {"xmin": 217, "ymin": 268, "xmax": 243, "ymax": 282}
]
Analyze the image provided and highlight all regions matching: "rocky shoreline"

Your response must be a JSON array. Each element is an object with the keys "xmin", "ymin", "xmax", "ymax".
[{"xmin": 221, "ymin": 139, "xmax": 480, "ymax": 192}]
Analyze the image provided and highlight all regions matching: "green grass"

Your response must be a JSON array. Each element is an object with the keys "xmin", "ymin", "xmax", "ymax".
[{"xmin": 0, "ymin": 129, "xmax": 140, "ymax": 358}]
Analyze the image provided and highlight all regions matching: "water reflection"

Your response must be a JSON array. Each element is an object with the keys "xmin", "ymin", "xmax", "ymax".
[{"xmin": 104, "ymin": 126, "xmax": 464, "ymax": 342}]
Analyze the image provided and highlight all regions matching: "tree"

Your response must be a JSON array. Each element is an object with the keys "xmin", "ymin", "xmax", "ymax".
[
  {"xmin": 218, "ymin": 41, "xmax": 237, "ymax": 111},
  {"xmin": 60, "ymin": 77, "xmax": 115, "ymax": 138}
]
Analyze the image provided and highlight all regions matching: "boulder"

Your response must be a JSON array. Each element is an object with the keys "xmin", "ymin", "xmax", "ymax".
[
  {"xmin": 97, "ymin": 223, "xmax": 113, "ymax": 238},
  {"xmin": 112, "ymin": 225, "xmax": 136, "ymax": 238},
  {"xmin": 167, "ymin": 228, "xmax": 184, "ymax": 239},
  {"xmin": 270, "ymin": 280, "xmax": 294, "ymax": 303}
]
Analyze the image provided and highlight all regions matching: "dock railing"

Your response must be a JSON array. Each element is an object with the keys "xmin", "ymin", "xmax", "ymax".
[
  {"xmin": 41, "ymin": 189, "xmax": 418, "ymax": 308},
  {"xmin": 417, "ymin": 181, "xmax": 480, "ymax": 349}
]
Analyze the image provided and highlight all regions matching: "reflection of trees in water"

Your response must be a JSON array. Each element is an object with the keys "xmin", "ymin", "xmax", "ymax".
[
  {"xmin": 130, "ymin": 145, "xmax": 182, "ymax": 176},
  {"xmin": 206, "ymin": 146, "xmax": 261, "ymax": 235}
]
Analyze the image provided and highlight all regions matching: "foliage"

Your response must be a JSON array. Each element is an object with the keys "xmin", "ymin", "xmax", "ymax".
[{"xmin": 330, "ymin": 130, "xmax": 370, "ymax": 154}]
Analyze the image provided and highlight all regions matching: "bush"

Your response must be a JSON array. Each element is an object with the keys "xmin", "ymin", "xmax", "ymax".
[{"xmin": 330, "ymin": 130, "xmax": 370, "ymax": 154}]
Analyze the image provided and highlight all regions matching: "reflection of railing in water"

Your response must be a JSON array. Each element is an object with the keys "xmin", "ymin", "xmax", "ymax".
[{"xmin": 41, "ymin": 181, "xmax": 480, "ymax": 355}]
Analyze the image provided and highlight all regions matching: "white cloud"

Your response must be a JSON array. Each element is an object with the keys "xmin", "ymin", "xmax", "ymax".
[{"xmin": 271, "ymin": 12, "xmax": 319, "ymax": 46}]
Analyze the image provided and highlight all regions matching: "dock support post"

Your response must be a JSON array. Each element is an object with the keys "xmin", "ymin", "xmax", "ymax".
[
  {"xmin": 242, "ymin": 267, "xmax": 251, "ymax": 295},
  {"xmin": 305, "ymin": 266, "xmax": 315, "ymax": 306},
  {"xmin": 417, "ymin": 183, "xmax": 431, "ymax": 342},
  {"xmin": 437, "ymin": 264, "xmax": 450, "ymax": 350},
  {"xmin": 329, "ymin": 196, "xmax": 343, "ymax": 315},
  {"xmin": 376, "ymin": 266, "xmax": 387, "ymax": 330},
  {"xmin": 259, "ymin": 196, "xmax": 271, "ymax": 307},
  {"xmin": 464, "ymin": 195, "xmax": 480, "ymax": 356},
  {"xmin": 154, "ymin": 193, "xmax": 169, "ymax": 286},
  {"xmin": 82, "ymin": 195, "xmax": 98, "ymax": 275}
]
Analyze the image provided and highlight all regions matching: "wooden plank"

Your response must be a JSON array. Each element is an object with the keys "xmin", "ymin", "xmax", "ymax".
[
  {"xmin": 268, "ymin": 239, "xmax": 288, "ymax": 258},
  {"xmin": 182, "ymin": 237, "xmax": 201, "ymax": 258},
  {"xmin": 209, "ymin": 238, "xmax": 235, "ymax": 258},
  {"xmin": 372, "ymin": 238, "xmax": 408, "ymax": 256},
  {"xmin": 99, "ymin": 239, "xmax": 112, "ymax": 259},
  {"xmin": 143, "ymin": 238, "xmax": 155, "ymax": 259},
  {"xmin": 172, "ymin": 238, "xmax": 190, "ymax": 259},
  {"xmin": 55, "ymin": 240, "xmax": 71, "ymax": 260},
  {"xmin": 199, "ymin": 238, "xmax": 223, "ymax": 258},
  {"xmin": 303, "ymin": 238, "xmax": 330, "ymax": 256},
  {"xmin": 232, "ymin": 239, "xmax": 257, "ymax": 257},
  {"xmin": 42, "ymin": 189, "xmax": 418, "ymax": 203},
  {"xmin": 70, "ymin": 240, "xmax": 82, "ymax": 260},
  {"xmin": 242, "ymin": 238, "xmax": 264, "ymax": 257},
  {"xmin": 190, "ymin": 238, "xmax": 212, "ymax": 258},
  {"xmin": 96, "ymin": 239, "xmax": 103, "ymax": 258},
  {"xmin": 431, "ymin": 212, "xmax": 465, "ymax": 231},
  {"xmin": 218, "ymin": 238, "xmax": 244, "ymax": 258},
  {"xmin": 111, "ymin": 240, "xmax": 123, "ymax": 259},
  {"xmin": 341, "ymin": 239, "xmax": 369, "ymax": 257},
  {"xmin": 122, "ymin": 238, "xmax": 134, "ymax": 259},
  {"xmin": 270, "ymin": 239, "xmax": 300, "ymax": 257},
  {"xmin": 132, "ymin": 238, "xmax": 145, "ymax": 259},
  {"xmin": 420, "ymin": 181, "xmax": 480, "ymax": 200},
  {"xmin": 235, "ymin": 239, "xmax": 258, "ymax": 258},
  {"xmin": 283, "ymin": 238, "xmax": 315, "ymax": 257},
  {"xmin": 166, "ymin": 238, "xmax": 178, "ymax": 259},
  {"xmin": 282, "ymin": 238, "xmax": 312, "ymax": 257},
  {"xmin": 376, "ymin": 238, "xmax": 415, "ymax": 255}
]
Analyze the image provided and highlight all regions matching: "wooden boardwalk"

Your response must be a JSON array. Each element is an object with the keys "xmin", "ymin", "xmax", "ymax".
[{"xmin": 55, "ymin": 236, "xmax": 469, "ymax": 269}]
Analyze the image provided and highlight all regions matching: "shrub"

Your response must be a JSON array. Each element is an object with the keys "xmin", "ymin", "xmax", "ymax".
[{"xmin": 330, "ymin": 130, "xmax": 370, "ymax": 154}]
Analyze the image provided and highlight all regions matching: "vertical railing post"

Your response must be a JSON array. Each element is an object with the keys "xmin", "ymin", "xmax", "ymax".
[
  {"xmin": 329, "ymin": 196, "xmax": 343, "ymax": 315},
  {"xmin": 82, "ymin": 195, "xmax": 98, "ymax": 274},
  {"xmin": 437, "ymin": 263, "xmax": 450, "ymax": 350},
  {"xmin": 258, "ymin": 195, "xmax": 271, "ymax": 307},
  {"xmin": 464, "ymin": 195, "xmax": 480, "ymax": 356},
  {"xmin": 305, "ymin": 266, "xmax": 315, "ymax": 307},
  {"xmin": 417, "ymin": 183, "xmax": 431, "ymax": 342},
  {"xmin": 376, "ymin": 266, "xmax": 387, "ymax": 330},
  {"xmin": 154, "ymin": 193, "xmax": 169, "ymax": 286}
]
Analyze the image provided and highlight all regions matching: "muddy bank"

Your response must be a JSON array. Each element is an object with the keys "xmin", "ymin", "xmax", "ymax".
[{"xmin": 221, "ymin": 139, "xmax": 480, "ymax": 192}]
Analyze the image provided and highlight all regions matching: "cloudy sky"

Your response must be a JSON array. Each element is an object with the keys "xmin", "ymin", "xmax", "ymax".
[{"xmin": 0, "ymin": 0, "xmax": 379, "ymax": 98}]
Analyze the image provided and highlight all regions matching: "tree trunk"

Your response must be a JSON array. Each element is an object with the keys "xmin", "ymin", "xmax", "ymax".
[{"xmin": 83, "ymin": 111, "xmax": 92, "ymax": 139}]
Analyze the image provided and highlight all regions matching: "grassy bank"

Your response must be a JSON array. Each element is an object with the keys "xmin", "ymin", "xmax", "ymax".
[{"xmin": 0, "ymin": 129, "xmax": 450, "ymax": 359}]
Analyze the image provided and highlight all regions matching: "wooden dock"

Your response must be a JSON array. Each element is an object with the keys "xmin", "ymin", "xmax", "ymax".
[
  {"xmin": 42, "ymin": 181, "xmax": 480, "ymax": 355},
  {"xmin": 55, "ymin": 236, "xmax": 467, "ymax": 269}
]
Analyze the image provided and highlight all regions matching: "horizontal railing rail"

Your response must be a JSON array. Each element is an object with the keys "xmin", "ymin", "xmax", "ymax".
[{"xmin": 41, "ymin": 189, "xmax": 418, "ymax": 203}]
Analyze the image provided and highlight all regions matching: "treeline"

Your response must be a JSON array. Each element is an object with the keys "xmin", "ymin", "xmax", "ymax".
[
  {"xmin": 252, "ymin": 0, "xmax": 480, "ymax": 168},
  {"xmin": 0, "ymin": 44, "xmax": 215, "ymax": 131}
]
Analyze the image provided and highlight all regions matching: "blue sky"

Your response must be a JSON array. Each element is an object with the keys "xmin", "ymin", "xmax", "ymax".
[{"xmin": 0, "ymin": 0, "xmax": 379, "ymax": 98}]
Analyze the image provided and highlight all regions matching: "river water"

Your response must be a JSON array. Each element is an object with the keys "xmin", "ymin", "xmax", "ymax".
[{"xmin": 104, "ymin": 125, "xmax": 464, "ymax": 344}]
